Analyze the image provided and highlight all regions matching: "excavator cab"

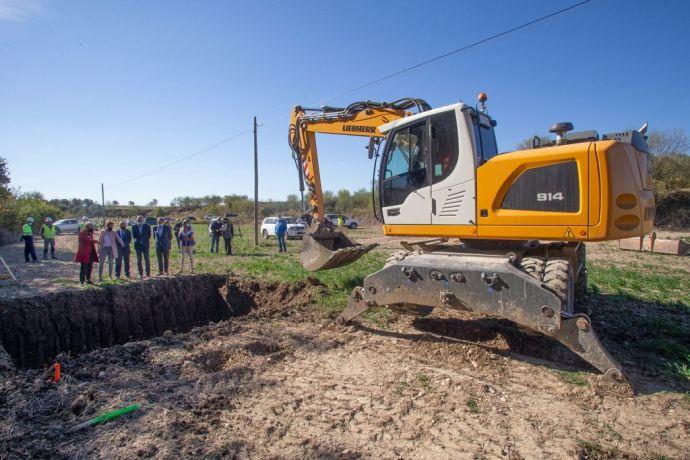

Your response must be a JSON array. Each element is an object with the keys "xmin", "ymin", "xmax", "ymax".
[{"xmin": 295, "ymin": 101, "xmax": 499, "ymax": 271}]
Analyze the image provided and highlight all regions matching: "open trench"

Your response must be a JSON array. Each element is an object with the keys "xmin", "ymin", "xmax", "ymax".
[{"xmin": 0, "ymin": 275, "xmax": 309, "ymax": 368}]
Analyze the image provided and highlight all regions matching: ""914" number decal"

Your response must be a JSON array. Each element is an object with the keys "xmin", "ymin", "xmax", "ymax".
[{"xmin": 537, "ymin": 192, "xmax": 564, "ymax": 202}]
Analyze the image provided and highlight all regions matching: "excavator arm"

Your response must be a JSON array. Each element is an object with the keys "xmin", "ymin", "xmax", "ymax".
[{"xmin": 288, "ymin": 99, "xmax": 430, "ymax": 270}]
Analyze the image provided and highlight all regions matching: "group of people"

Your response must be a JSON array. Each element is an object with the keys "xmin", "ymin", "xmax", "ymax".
[
  {"xmin": 208, "ymin": 217, "xmax": 234, "ymax": 255},
  {"xmin": 18, "ymin": 212, "xmax": 287, "ymax": 286},
  {"xmin": 20, "ymin": 216, "xmax": 58, "ymax": 262},
  {"xmin": 74, "ymin": 216, "xmax": 197, "ymax": 285}
]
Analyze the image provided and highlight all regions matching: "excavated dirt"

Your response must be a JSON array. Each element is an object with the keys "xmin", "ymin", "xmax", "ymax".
[{"xmin": 0, "ymin": 278, "xmax": 688, "ymax": 458}]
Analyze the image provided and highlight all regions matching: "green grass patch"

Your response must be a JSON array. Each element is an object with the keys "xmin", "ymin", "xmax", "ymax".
[
  {"xmin": 559, "ymin": 370, "xmax": 588, "ymax": 387},
  {"xmin": 81, "ymin": 223, "xmax": 386, "ymax": 320},
  {"xmin": 668, "ymin": 361, "xmax": 690, "ymax": 380},
  {"xmin": 588, "ymin": 262, "xmax": 690, "ymax": 382},
  {"xmin": 577, "ymin": 439, "xmax": 618, "ymax": 459},
  {"xmin": 588, "ymin": 264, "xmax": 689, "ymax": 310},
  {"xmin": 363, "ymin": 306, "xmax": 395, "ymax": 329},
  {"xmin": 602, "ymin": 423, "xmax": 623, "ymax": 442},
  {"xmin": 416, "ymin": 373, "xmax": 430, "ymax": 390},
  {"xmin": 55, "ymin": 277, "xmax": 78, "ymax": 286},
  {"xmin": 162, "ymin": 224, "xmax": 387, "ymax": 319},
  {"xmin": 465, "ymin": 398, "xmax": 479, "ymax": 414}
]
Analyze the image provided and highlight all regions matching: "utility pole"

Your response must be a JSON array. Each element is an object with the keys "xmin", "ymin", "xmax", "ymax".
[
  {"xmin": 101, "ymin": 183, "xmax": 106, "ymax": 227},
  {"xmin": 253, "ymin": 117, "xmax": 259, "ymax": 246}
]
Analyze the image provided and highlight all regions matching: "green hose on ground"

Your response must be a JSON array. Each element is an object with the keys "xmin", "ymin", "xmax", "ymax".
[{"xmin": 70, "ymin": 403, "xmax": 141, "ymax": 432}]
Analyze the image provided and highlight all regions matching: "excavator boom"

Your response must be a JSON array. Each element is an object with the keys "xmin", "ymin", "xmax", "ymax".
[{"xmin": 289, "ymin": 99, "xmax": 430, "ymax": 270}]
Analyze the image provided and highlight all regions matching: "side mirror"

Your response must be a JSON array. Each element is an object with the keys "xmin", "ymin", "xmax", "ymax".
[{"xmin": 367, "ymin": 138, "xmax": 376, "ymax": 159}]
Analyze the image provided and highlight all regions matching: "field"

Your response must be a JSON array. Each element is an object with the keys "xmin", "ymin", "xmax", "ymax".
[{"xmin": 0, "ymin": 225, "xmax": 688, "ymax": 458}]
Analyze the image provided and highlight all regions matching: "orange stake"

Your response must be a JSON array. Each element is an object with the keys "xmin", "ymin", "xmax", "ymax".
[{"xmin": 53, "ymin": 363, "xmax": 61, "ymax": 382}]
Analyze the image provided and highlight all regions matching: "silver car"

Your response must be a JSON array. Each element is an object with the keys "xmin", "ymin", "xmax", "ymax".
[{"xmin": 53, "ymin": 218, "xmax": 80, "ymax": 234}]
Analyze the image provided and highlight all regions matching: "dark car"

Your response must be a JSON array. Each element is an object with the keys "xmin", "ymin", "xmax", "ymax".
[{"xmin": 144, "ymin": 217, "xmax": 158, "ymax": 226}]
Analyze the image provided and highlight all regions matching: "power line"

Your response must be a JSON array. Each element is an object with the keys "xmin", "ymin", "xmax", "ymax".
[
  {"xmin": 105, "ymin": 129, "xmax": 253, "ymax": 189},
  {"xmin": 104, "ymin": 1, "xmax": 591, "ymax": 190},
  {"xmin": 317, "ymin": 0, "xmax": 592, "ymax": 105}
]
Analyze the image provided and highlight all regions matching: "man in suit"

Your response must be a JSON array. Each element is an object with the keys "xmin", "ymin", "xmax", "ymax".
[
  {"xmin": 131, "ymin": 215, "xmax": 151, "ymax": 278},
  {"xmin": 153, "ymin": 217, "xmax": 173, "ymax": 275},
  {"xmin": 115, "ymin": 220, "xmax": 132, "ymax": 279}
]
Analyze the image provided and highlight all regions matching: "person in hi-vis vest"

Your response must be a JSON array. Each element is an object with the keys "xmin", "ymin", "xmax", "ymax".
[
  {"xmin": 40, "ymin": 217, "xmax": 58, "ymax": 259},
  {"xmin": 21, "ymin": 216, "xmax": 38, "ymax": 263}
]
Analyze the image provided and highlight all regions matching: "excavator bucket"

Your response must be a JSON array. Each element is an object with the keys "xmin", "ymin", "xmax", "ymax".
[{"xmin": 301, "ymin": 224, "xmax": 378, "ymax": 271}]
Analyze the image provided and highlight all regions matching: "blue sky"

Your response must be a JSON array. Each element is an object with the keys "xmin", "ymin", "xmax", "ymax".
[{"xmin": 1, "ymin": 0, "xmax": 689, "ymax": 205}]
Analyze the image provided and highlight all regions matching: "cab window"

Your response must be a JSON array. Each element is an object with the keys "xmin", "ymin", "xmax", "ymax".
[
  {"xmin": 473, "ymin": 114, "xmax": 498, "ymax": 163},
  {"xmin": 381, "ymin": 121, "xmax": 428, "ymax": 207},
  {"xmin": 430, "ymin": 111, "xmax": 459, "ymax": 184}
]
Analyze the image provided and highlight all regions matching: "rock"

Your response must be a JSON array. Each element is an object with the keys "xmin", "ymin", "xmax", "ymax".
[{"xmin": 163, "ymin": 330, "xmax": 173, "ymax": 339}]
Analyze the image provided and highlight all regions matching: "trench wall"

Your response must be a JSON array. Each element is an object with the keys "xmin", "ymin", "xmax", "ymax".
[{"xmin": 0, "ymin": 275, "xmax": 247, "ymax": 368}]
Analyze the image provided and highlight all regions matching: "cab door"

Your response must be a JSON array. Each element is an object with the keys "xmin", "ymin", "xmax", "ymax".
[
  {"xmin": 380, "ymin": 120, "xmax": 432, "ymax": 225},
  {"xmin": 430, "ymin": 109, "xmax": 477, "ymax": 226}
]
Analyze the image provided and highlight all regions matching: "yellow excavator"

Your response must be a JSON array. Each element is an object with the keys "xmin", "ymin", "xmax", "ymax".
[{"xmin": 288, "ymin": 94, "xmax": 655, "ymax": 384}]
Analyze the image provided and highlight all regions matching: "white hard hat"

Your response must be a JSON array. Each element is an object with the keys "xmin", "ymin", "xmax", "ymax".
[
  {"xmin": 45, "ymin": 217, "xmax": 53, "ymax": 223},
  {"xmin": 27, "ymin": 216, "xmax": 34, "ymax": 223}
]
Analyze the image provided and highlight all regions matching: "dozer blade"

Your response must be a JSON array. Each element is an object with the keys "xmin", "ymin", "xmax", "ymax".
[
  {"xmin": 337, "ymin": 250, "xmax": 629, "ymax": 386},
  {"xmin": 301, "ymin": 224, "xmax": 378, "ymax": 271}
]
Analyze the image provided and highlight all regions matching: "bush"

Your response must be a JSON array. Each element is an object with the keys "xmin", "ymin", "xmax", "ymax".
[
  {"xmin": 655, "ymin": 189, "xmax": 690, "ymax": 230},
  {"xmin": 651, "ymin": 153, "xmax": 690, "ymax": 194}
]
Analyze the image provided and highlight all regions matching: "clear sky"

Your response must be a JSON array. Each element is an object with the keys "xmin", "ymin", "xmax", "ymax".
[{"xmin": 1, "ymin": 0, "xmax": 689, "ymax": 205}]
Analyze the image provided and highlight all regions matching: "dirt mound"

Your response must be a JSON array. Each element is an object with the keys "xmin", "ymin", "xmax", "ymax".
[{"xmin": 220, "ymin": 278, "xmax": 324, "ymax": 320}]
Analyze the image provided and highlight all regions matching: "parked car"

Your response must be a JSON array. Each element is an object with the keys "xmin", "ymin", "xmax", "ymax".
[
  {"xmin": 53, "ymin": 218, "xmax": 80, "ymax": 234},
  {"xmin": 324, "ymin": 213, "xmax": 359, "ymax": 229},
  {"xmin": 203, "ymin": 214, "xmax": 217, "ymax": 222},
  {"xmin": 261, "ymin": 217, "xmax": 306, "ymax": 239},
  {"xmin": 144, "ymin": 217, "xmax": 158, "ymax": 226}
]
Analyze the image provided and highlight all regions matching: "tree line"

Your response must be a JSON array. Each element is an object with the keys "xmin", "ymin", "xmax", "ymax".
[{"xmin": 168, "ymin": 189, "xmax": 372, "ymax": 217}]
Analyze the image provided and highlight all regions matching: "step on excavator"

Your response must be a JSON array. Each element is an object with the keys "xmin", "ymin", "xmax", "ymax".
[{"xmin": 288, "ymin": 94, "xmax": 655, "ymax": 384}]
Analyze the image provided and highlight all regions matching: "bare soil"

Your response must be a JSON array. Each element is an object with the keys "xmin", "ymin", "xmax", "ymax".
[
  {"xmin": 1, "ymin": 231, "xmax": 688, "ymax": 458},
  {"xmin": 0, "ymin": 234, "xmax": 81, "ymax": 300},
  {"xmin": 1, "ymin": 279, "xmax": 688, "ymax": 459}
]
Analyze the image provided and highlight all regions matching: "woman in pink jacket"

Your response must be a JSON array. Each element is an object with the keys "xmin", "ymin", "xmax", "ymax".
[{"xmin": 75, "ymin": 222, "xmax": 99, "ymax": 285}]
